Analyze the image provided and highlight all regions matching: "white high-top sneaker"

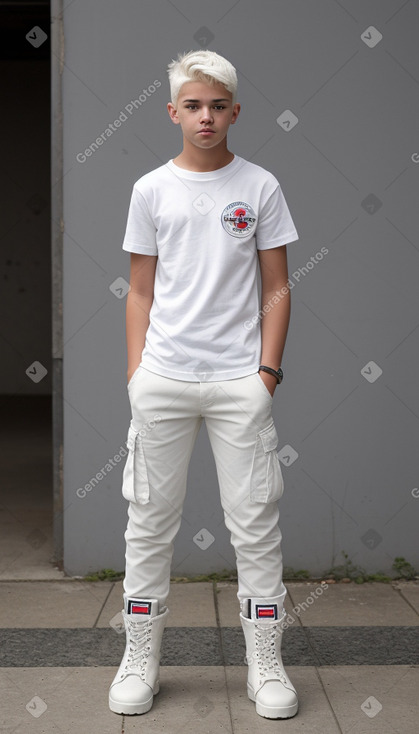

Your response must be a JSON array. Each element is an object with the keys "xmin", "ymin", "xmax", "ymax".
[
  {"xmin": 240, "ymin": 596, "xmax": 298, "ymax": 719},
  {"xmin": 109, "ymin": 597, "xmax": 169, "ymax": 715}
]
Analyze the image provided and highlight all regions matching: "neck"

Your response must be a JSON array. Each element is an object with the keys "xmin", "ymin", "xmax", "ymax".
[{"xmin": 173, "ymin": 139, "xmax": 234, "ymax": 172}]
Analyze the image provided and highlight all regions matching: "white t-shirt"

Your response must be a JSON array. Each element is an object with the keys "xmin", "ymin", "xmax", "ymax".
[{"xmin": 122, "ymin": 154, "xmax": 298, "ymax": 381}]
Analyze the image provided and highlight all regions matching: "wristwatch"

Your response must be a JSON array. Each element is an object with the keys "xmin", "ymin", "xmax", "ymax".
[{"xmin": 259, "ymin": 365, "xmax": 284, "ymax": 385}]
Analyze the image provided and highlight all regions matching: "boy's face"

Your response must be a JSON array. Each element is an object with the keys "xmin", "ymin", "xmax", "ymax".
[{"xmin": 167, "ymin": 80, "xmax": 240, "ymax": 151}]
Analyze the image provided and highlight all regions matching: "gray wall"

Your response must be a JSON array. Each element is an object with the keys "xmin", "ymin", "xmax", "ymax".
[{"xmin": 61, "ymin": 0, "xmax": 419, "ymax": 577}]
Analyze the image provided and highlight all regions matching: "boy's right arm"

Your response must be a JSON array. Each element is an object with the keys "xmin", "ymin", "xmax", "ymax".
[{"xmin": 126, "ymin": 253, "xmax": 157, "ymax": 384}]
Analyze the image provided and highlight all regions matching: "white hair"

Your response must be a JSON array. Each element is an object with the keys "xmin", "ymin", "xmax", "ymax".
[{"xmin": 167, "ymin": 49, "xmax": 238, "ymax": 108}]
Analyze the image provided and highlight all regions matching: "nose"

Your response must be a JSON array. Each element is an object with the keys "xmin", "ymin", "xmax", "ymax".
[{"xmin": 200, "ymin": 106, "xmax": 213, "ymax": 122}]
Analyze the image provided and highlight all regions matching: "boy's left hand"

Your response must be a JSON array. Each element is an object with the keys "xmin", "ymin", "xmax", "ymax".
[{"xmin": 258, "ymin": 369, "xmax": 277, "ymax": 397}]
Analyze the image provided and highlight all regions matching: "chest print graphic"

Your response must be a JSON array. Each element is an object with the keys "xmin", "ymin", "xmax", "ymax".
[{"xmin": 221, "ymin": 201, "xmax": 257, "ymax": 238}]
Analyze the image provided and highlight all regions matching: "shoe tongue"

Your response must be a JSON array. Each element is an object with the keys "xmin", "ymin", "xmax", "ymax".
[
  {"xmin": 126, "ymin": 598, "xmax": 159, "ymax": 617},
  {"xmin": 248, "ymin": 599, "xmax": 279, "ymax": 621}
]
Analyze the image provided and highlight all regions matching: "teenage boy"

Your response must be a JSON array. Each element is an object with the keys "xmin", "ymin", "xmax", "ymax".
[{"xmin": 109, "ymin": 49, "xmax": 299, "ymax": 720}]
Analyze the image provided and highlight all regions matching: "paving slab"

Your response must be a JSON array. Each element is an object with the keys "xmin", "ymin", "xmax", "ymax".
[
  {"xmin": 1, "ymin": 665, "xmax": 418, "ymax": 733},
  {"xmin": 286, "ymin": 582, "xmax": 419, "ymax": 625},
  {"xmin": 216, "ymin": 581, "xmax": 297, "ymax": 627},
  {"xmin": 124, "ymin": 666, "xmax": 232, "ymax": 733},
  {"xmin": 166, "ymin": 582, "xmax": 217, "ymax": 626},
  {"xmin": 395, "ymin": 581, "xmax": 419, "ymax": 615},
  {"xmin": 0, "ymin": 581, "xmax": 113, "ymax": 628},
  {"xmin": 97, "ymin": 581, "xmax": 217, "ymax": 628},
  {"xmin": 225, "ymin": 666, "xmax": 340, "ymax": 733},
  {"xmin": 318, "ymin": 665, "xmax": 418, "ymax": 734},
  {"xmin": 95, "ymin": 580, "xmax": 125, "ymax": 629},
  {"xmin": 0, "ymin": 667, "xmax": 123, "ymax": 734}
]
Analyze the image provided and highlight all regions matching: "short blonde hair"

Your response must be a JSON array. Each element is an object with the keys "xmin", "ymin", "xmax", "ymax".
[{"xmin": 167, "ymin": 49, "xmax": 238, "ymax": 108}]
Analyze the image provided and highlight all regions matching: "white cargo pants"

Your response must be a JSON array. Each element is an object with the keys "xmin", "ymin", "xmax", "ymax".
[{"xmin": 122, "ymin": 365, "xmax": 287, "ymax": 609}]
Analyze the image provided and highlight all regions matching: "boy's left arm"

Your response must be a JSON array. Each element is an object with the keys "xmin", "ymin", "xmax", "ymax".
[{"xmin": 257, "ymin": 245, "xmax": 291, "ymax": 397}]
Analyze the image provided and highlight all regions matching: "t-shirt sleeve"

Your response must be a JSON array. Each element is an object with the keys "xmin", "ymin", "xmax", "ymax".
[
  {"xmin": 256, "ymin": 184, "xmax": 299, "ymax": 250},
  {"xmin": 122, "ymin": 186, "xmax": 158, "ymax": 255}
]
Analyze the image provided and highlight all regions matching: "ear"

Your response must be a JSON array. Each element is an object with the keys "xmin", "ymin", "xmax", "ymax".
[
  {"xmin": 167, "ymin": 102, "xmax": 181, "ymax": 125},
  {"xmin": 230, "ymin": 102, "xmax": 241, "ymax": 124}
]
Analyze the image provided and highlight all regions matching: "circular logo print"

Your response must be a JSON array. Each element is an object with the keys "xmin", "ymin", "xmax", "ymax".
[{"xmin": 221, "ymin": 201, "xmax": 257, "ymax": 238}]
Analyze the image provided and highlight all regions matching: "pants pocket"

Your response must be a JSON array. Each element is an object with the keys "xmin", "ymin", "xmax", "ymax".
[
  {"xmin": 127, "ymin": 363, "xmax": 142, "ymax": 392},
  {"xmin": 255, "ymin": 371, "xmax": 274, "ymax": 400},
  {"xmin": 250, "ymin": 421, "xmax": 284, "ymax": 503},
  {"xmin": 121, "ymin": 420, "xmax": 151, "ymax": 504}
]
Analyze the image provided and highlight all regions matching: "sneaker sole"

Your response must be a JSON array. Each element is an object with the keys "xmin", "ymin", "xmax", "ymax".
[
  {"xmin": 109, "ymin": 681, "xmax": 159, "ymax": 715},
  {"xmin": 248, "ymin": 685, "xmax": 298, "ymax": 719},
  {"xmin": 255, "ymin": 699, "xmax": 299, "ymax": 719}
]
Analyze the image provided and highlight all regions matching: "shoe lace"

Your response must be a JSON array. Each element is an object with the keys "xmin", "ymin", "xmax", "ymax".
[
  {"xmin": 254, "ymin": 623, "xmax": 288, "ymax": 684},
  {"xmin": 124, "ymin": 616, "xmax": 152, "ymax": 678}
]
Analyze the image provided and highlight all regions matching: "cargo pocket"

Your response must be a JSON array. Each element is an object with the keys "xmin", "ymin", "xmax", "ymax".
[
  {"xmin": 250, "ymin": 421, "xmax": 284, "ymax": 503},
  {"xmin": 121, "ymin": 420, "xmax": 151, "ymax": 504}
]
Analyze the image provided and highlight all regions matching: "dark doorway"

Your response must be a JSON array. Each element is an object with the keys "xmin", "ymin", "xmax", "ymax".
[{"xmin": 0, "ymin": 2, "xmax": 59, "ymax": 577}]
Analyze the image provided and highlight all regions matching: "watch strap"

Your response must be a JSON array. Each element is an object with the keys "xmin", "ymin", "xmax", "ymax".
[{"xmin": 259, "ymin": 365, "xmax": 283, "ymax": 384}]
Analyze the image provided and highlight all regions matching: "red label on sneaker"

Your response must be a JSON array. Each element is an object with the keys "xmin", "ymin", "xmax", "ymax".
[
  {"xmin": 127, "ymin": 600, "xmax": 151, "ymax": 615},
  {"xmin": 255, "ymin": 604, "xmax": 278, "ymax": 619}
]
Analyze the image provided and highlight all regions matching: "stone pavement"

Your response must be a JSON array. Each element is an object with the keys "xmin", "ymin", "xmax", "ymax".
[{"xmin": 0, "ymin": 579, "xmax": 418, "ymax": 733}]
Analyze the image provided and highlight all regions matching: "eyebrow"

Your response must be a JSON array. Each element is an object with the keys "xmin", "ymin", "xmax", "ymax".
[{"xmin": 182, "ymin": 98, "xmax": 230, "ymax": 103}]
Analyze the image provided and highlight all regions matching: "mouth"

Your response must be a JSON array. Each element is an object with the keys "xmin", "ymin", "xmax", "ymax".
[{"xmin": 198, "ymin": 129, "xmax": 215, "ymax": 134}]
